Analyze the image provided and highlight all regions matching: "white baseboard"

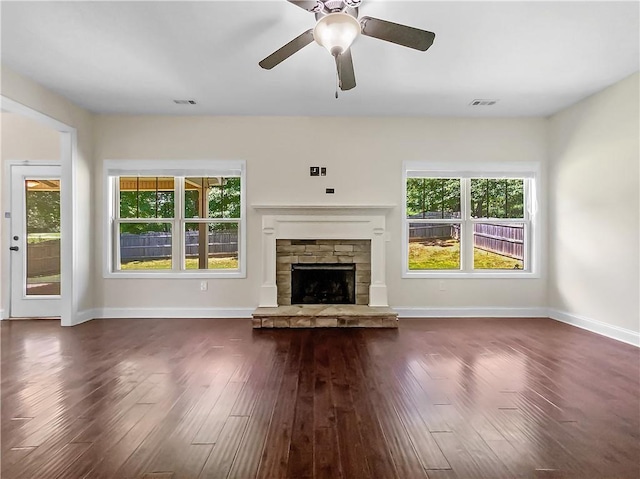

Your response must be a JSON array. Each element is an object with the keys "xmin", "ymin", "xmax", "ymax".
[
  {"xmin": 52, "ymin": 306, "xmax": 640, "ymax": 348},
  {"xmin": 395, "ymin": 307, "xmax": 548, "ymax": 318},
  {"xmin": 71, "ymin": 308, "xmax": 99, "ymax": 326},
  {"xmin": 548, "ymin": 309, "xmax": 639, "ymax": 347},
  {"xmin": 96, "ymin": 307, "xmax": 254, "ymax": 319}
]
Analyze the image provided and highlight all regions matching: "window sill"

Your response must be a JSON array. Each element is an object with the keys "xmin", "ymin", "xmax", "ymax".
[
  {"xmin": 104, "ymin": 270, "xmax": 246, "ymax": 279},
  {"xmin": 402, "ymin": 270, "xmax": 539, "ymax": 279}
]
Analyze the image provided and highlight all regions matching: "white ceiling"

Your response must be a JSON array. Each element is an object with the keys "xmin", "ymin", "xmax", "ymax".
[{"xmin": 1, "ymin": 1, "xmax": 638, "ymax": 117}]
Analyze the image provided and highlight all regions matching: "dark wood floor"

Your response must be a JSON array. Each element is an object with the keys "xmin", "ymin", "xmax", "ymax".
[{"xmin": 1, "ymin": 318, "xmax": 638, "ymax": 479}]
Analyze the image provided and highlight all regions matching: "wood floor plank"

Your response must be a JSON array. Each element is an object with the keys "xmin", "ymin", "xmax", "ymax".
[
  {"xmin": 29, "ymin": 442, "xmax": 93, "ymax": 479},
  {"xmin": 191, "ymin": 381, "xmax": 244, "ymax": 444},
  {"xmin": 342, "ymin": 334, "xmax": 399, "ymax": 479},
  {"xmin": 328, "ymin": 337, "xmax": 372, "ymax": 479},
  {"xmin": 312, "ymin": 334, "xmax": 336, "ymax": 430},
  {"xmin": 1, "ymin": 318, "xmax": 637, "ymax": 479},
  {"xmin": 286, "ymin": 334, "xmax": 315, "ymax": 479},
  {"xmin": 198, "ymin": 416, "xmax": 248, "ymax": 479},
  {"xmin": 1, "ymin": 446, "xmax": 36, "ymax": 472},
  {"xmin": 226, "ymin": 342, "xmax": 288, "ymax": 479},
  {"xmin": 313, "ymin": 427, "xmax": 343, "ymax": 479},
  {"xmin": 256, "ymin": 333, "xmax": 303, "ymax": 479}
]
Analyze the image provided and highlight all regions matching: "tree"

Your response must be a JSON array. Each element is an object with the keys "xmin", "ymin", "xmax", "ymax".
[
  {"xmin": 470, "ymin": 179, "xmax": 523, "ymax": 218},
  {"xmin": 27, "ymin": 191, "xmax": 60, "ymax": 234},
  {"xmin": 185, "ymin": 177, "xmax": 241, "ymax": 232},
  {"xmin": 406, "ymin": 178, "xmax": 460, "ymax": 219},
  {"xmin": 120, "ymin": 186, "xmax": 174, "ymax": 234}
]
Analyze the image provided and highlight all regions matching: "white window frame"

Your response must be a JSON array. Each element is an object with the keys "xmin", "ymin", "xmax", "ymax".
[
  {"xmin": 103, "ymin": 159, "xmax": 246, "ymax": 278},
  {"xmin": 402, "ymin": 161, "xmax": 541, "ymax": 279}
]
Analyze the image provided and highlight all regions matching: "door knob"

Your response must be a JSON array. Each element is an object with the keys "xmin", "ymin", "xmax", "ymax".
[{"xmin": 9, "ymin": 246, "xmax": 19, "ymax": 251}]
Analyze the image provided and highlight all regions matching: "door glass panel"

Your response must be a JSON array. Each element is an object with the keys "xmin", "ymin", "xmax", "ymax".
[{"xmin": 25, "ymin": 179, "xmax": 61, "ymax": 296}]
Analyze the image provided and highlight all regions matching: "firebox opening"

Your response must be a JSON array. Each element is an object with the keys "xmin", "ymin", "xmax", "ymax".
[{"xmin": 291, "ymin": 263, "xmax": 356, "ymax": 305}]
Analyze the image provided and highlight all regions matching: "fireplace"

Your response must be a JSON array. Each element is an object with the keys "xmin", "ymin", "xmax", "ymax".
[
  {"xmin": 254, "ymin": 207, "xmax": 392, "ymax": 308},
  {"xmin": 291, "ymin": 264, "xmax": 356, "ymax": 305},
  {"xmin": 276, "ymin": 239, "xmax": 370, "ymax": 306}
]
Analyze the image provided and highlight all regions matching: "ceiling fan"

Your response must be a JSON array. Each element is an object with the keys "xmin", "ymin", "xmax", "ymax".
[{"xmin": 259, "ymin": 0, "xmax": 436, "ymax": 93}]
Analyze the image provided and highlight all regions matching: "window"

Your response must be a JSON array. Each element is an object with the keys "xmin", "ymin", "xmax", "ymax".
[
  {"xmin": 104, "ymin": 160, "xmax": 246, "ymax": 278},
  {"xmin": 403, "ymin": 162, "xmax": 540, "ymax": 277}
]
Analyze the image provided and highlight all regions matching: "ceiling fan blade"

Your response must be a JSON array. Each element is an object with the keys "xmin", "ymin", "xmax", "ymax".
[
  {"xmin": 360, "ymin": 16, "xmax": 435, "ymax": 51},
  {"xmin": 287, "ymin": 0, "xmax": 319, "ymax": 12},
  {"xmin": 336, "ymin": 49, "xmax": 356, "ymax": 91},
  {"xmin": 259, "ymin": 29, "xmax": 314, "ymax": 70}
]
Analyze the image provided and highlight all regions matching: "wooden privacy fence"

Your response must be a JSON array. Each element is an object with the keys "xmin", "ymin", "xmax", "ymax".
[
  {"xmin": 120, "ymin": 230, "xmax": 238, "ymax": 262},
  {"xmin": 27, "ymin": 240, "xmax": 60, "ymax": 277},
  {"xmin": 409, "ymin": 222, "xmax": 524, "ymax": 260},
  {"xmin": 473, "ymin": 223, "xmax": 524, "ymax": 260},
  {"xmin": 409, "ymin": 224, "xmax": 461, "ymax": 241}
]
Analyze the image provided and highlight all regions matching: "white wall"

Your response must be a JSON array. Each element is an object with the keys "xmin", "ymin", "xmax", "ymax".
[
  {"xmin": 1, "ymin": 65, "xmax": 95, "ymax": 320},
  {"xmin": 1, "ymin": 112, "xmax": 60, "ymax": 159},
  {"xmin": 94, "ymin": 116, "xmax": 548, "ymax": 313},
  {"xmin": 548, "ymin": 72, "xmax": 640, "ymax": 339}
]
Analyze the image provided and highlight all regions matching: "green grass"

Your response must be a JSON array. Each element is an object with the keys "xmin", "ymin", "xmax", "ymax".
[
  {"xmin": 27, "ymin": 233, "xmax": 60, "ymax": 244},
  {"xmin": 409, "ymin": 240, "xmax": 523, "ymax": 270},
  {"xmin": 409, "ymin": 239, "xmax": 461, "ymax": 270},
  {"xmin": 473, "ymin": 249, "xmax": 523, "ymax": 270},
  {"xmin": 27, "ymin": 274, "xmax": 60, "ymax": 284},
  {"xmin": 121, "ymin": 256, "xmax": 238, "ymax": 270}
]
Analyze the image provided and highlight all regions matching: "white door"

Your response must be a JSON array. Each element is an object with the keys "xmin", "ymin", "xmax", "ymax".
[{"xmin": 10, "ymin": 165, "xmax": 62, "ymax": 318}]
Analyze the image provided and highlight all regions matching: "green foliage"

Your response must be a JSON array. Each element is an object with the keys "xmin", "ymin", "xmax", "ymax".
[
  {"xmin": 26, "ymin": 191, "xmax": 60, "ymax": 234},
  {"xmin": 470, "ymin": 179, "xmax": 523, "ymax": 218},
  {"xmin": 184, "ymin": 177, "xmax": 241, "ymax": 232},
  {"xmin": 120, "ymin": 191, "xmax": 174, "ymax": 220},
  {"xmin": 406, "ymin": 177, "xmax": 524, "ymax": 219},
  {"xmin": 406, "ymin": 178, "xmax": 460, "ymax": 218},
  {"xmin": 119, "ymin": 176, "xmax": 241, "ymax": 234},
  {"xmin": 209, "ymin": 177, "xmax": 241, "ymax": 219},
  {"xmin": 184, "ymin": 222, "xmax": 238, "ymax": 234}
]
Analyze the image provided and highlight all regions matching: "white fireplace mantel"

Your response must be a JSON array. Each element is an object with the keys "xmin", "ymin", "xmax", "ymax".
[{"xmin": 254, "ymin": 205, "xmax": 395, "ymax": 308}]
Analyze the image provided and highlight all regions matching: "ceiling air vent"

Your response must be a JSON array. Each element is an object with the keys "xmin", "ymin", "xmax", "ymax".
[
  {"xmin": 469, "ymin": 99, "xmax": 499, "ymax": 106},
  {"xmin": 173, "ymin": 99, "xmax": 197, "ymax": 105}
]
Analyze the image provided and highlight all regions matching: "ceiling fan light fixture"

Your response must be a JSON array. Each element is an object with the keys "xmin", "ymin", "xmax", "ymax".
[{"xmin": 313, "ymin": 13, "xmax": 361, "ymax": 56}]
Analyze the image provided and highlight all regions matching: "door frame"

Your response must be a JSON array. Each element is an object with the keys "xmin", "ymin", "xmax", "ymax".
[{"xmin": 1, "ymin": 95, "xmax": 77, "ymax": 327}]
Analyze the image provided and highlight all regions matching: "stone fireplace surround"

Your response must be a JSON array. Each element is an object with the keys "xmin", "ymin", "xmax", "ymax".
[
  {"xmin": 276, "ymin": 239, "xmax": 371, "ymax": 306},
  {"xmin": 253, "ymin": 205, "xmax": 394, "ymax": 308}
]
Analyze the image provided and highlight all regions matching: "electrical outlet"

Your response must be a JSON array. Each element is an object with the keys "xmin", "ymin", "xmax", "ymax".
[
  {"xmin": 200, "ymin": 281, "xmax": 208, "ymax": 291},
  {"xmin": 439, "ymin": 280, "xmax": 446, "ymax": 292},
  {"xmin": 320, "ymin": 167, "xmax": 327, "ymax": 176}
]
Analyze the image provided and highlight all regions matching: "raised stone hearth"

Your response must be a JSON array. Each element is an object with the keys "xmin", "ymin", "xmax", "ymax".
[{"xmin": 252, "ymin": 305, "xmax": 398, "ymax": 329}]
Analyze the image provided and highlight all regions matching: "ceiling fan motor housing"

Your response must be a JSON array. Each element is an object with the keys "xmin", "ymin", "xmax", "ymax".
[{"xmin": 315, "ymin": 0, "xmax": 359, "ymax": 20}]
